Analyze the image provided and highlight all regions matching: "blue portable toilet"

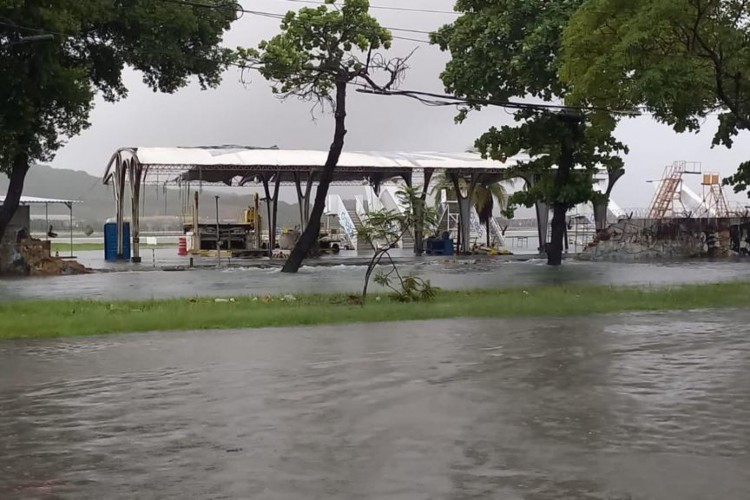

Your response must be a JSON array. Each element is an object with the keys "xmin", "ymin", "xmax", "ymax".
[{"xmin": 104, "ymin": 222, "xmax": 130, "ymax": 261}]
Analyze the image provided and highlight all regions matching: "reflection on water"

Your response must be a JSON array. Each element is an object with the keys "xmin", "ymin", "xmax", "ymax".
[
  {"xmin": 1, "ymin": 311, "xmax": 749, "ymax": 499},
  {"xmin": 0, "ymin": 258, "xmax": 749, "ymax": 302}
]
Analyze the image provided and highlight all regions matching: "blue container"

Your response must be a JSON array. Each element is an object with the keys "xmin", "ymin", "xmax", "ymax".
[
  {"xmin": 425, "ymin": 232, "xmax": 454, "ymax": 256},
  {"xmin": 104, "ymin": 222, "xmax": 130, "ymax": 261}
]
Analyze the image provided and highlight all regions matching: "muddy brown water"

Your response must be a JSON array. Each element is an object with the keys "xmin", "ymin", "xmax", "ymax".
[
  {"xmin": 1, "ymin": 311, "xmax": 749, "ymax": 499},
  {"xmin": 1, "ymin": 258, "xmax": 749, "ymax": 302}
]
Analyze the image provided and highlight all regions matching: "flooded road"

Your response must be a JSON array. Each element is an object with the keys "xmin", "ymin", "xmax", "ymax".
[
  {"xmin": 1, "ymin": 258, "xmax": 749, "ymax": 302},
  {"xmin": 1, "ymin": 310, "xmax": 749, "ymax": 499}
]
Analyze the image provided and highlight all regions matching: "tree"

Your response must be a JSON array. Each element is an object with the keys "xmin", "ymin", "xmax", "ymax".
[
  {"xmin": 561, "ymin": 0, "xmax": 750, "ymax": 196},
  {"xmin": 431, "ymin": 0, "xmax": 626, "ymax": 265},
  {"xmin": 0, "ymin": 0, "xmax": 235, "ymax": 245},
  {"xmin": 430, "ymin": 172, "xmax": 509, "ymax": 248},
  {"xmin": 235, "ymin": 0, "xmax": 407, "ymax": 273},
  {"xmin": 357, "ymin": 186, "xmax": 438, "ymax": 303}
]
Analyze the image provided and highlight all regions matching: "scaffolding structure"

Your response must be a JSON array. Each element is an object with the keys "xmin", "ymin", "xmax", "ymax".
[
  {"xmin": 699, "ymin": 172, "xmax": 731, "ymax": 218},
  {"xmin": 647, "ymin": 161, "xmax": 702, "ymax": 219}
]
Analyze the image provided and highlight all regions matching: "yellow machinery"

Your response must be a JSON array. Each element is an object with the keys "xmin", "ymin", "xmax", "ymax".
[
  {"xmin": 243, "ymin": 207, "xmax": 256, "ymax": 225},
  {"xmin": 184, "ymin": 192, "xmax": 264, "ymax": 254}
]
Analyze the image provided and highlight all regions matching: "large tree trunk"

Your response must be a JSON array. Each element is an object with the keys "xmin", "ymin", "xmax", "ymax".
[
  {"xmin": 547, "ymin": 115, "xmax": 576, "ymax": 266},
  {"xmin": 282, "ymin": 80, "xmax": 348, "ymax": 273},
  {"xmin": 486, "ymin": 219, "xmax": 491, "ymax": 247},
  {"xmin": 548, "ymin": 203, "xmax": 568, "ymax": 266},
  {"xmin": 0, "ymin": 152, "xmax": 31, "ymax": 244}
]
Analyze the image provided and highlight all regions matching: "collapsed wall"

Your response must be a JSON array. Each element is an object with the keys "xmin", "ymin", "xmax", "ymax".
[
  {"xmin": 581, "ymin": 217, "xmax": 750, "ymax": 261},
  {"xmin": 0, "ymin": 233, "xmax": 89, "ymax": 276}
]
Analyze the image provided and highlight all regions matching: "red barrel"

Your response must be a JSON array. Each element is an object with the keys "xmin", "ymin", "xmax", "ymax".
[{"xmin": 178, "ymin": 236, "xmax": 188, "ymax": 256}]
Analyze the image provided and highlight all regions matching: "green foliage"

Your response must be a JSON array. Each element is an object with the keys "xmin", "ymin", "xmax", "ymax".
[
  {"xmin": 430, "ymin": 172, "xmax": 509, "ymax": 224},
  {"xmin": 357, "ymin": 186, "xmax": 438, "ymax": 249},
  {"xmin": 0, "ymin": 0, "xmax": 235, "ymax": 172},
  {"xmin": 357, "ymin": 208, "xmax": 405, "ymax": 248},
  {"xmin": 235, "ymin": 0, "xmax": 392, "ymax": 103},
  {"xmin": 431, "ymin": 0, "xmax": 627, "ymax": 212},
  {"xmin": 374, "ymin": 272, "xmax": 437, "ymax": 303},
  {"xmin": 561, "ymin": 0, "xmax": 750, "ymax": 195},
  {"xmin": 358, "ymin": 185, "xmax": 439, "ymax": 303}
]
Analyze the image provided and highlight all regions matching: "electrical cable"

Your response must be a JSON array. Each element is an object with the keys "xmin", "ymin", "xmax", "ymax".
[
  {"xmin": 155, "ymin": 0, "xmax": 436, "ymax": 37},
  {"xmin": 280, "ymin": 0, "xmax": 458, "ymax": 15}
]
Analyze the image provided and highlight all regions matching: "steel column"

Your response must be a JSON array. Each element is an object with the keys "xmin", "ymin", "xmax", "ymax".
[
  {"xmin": 535, "ymin": 201, "xmax": 550, "ymax": 254},
  {"xmin": 113, "ymin": 158, "xmax": 127, "ymax": 259},
  {"xmin": 128, "ymin": 161, "xmax": 144, "ymax": 263}
]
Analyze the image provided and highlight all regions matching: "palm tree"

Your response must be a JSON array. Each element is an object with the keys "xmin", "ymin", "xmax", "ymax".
[
  {"xmin": 430, "ymin": 173, "xmax": 509, "ymax": 248},
  {"xmin": 474, "ymin": 183, "xmax": 509, "ymax": 247}
]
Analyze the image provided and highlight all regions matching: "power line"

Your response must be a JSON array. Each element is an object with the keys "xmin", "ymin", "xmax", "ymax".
[
  {"xmin": 156, "ymin": 0, "xmax": 437, "ymax": 38},
  {"xmin": 355, "ymin": 88, "xmax": 642, "ymax": 117},
  {"xmin": 158, "ymin": 0, "xmax": 284, "ymax": 19},
  {"xmin": 391, "ymin": 35, "xmax": 430, "ymax": 45},
  {"xmin": 0, "ymin": 18, "xmax": 64, "ymax": 37},
  {"xmin": 279, "ymin": 0, "xmax": 458, "ymax": 15}
]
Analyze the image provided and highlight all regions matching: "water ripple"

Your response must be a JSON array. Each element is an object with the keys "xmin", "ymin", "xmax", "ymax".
[{"xmin": 1, "ymin": 312, "xmax": 749, "ymax": 498}]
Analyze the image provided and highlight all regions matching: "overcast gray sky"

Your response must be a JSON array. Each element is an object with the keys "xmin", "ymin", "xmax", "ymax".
[{"xmin": 49, "ymin": 0, "xmax": 750, "ymax": 209}]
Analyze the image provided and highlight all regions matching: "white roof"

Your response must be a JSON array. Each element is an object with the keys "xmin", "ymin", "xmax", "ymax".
[
  {"xmin": 129, "ymin": 148, "xmax": 522, "ymax": 170},
  {"xmin": 0, "ymin": 195, "xmax": 80, "ymax": 205},
  {"xmin": 103, "ymin": 146, "xmax": 540, "ymax": 187}
]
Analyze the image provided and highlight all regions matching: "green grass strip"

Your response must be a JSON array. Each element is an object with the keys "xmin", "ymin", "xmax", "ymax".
[{"xmin": 1, "ymin": 281, "xmax": 749, "ymax": 340}]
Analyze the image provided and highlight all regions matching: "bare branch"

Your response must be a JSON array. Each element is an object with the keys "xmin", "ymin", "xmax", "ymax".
[{"xmin": 355, "ymin": 47, "xmax": 417, "ymax": 92}]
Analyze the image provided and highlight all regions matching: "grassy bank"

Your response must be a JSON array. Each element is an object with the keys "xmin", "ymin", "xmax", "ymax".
[{"xmin": 1, "ymin": 282, "xmax": 748, "ymax": 340}]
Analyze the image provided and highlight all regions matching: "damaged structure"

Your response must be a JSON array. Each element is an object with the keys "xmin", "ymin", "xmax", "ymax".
[
  {"xmin": 583, "ymin": 162, "xmax": 750, "ymax": 260},
  {"xmin": 102, "ymin": 146, "xmax": 620, "ymax": 261},
  {"xmin": 0, "ymin": 196, "xmax": 89, "ymax": 276}
]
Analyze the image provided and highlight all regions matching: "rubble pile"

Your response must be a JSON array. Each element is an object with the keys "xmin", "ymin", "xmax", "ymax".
[
  {"xmin": 0, "ymin": 237, "xmax": 89, "ymax": 276},
  {"xmin": 580, "ymin": 217, "xmax": 738, "ymax": 261}
]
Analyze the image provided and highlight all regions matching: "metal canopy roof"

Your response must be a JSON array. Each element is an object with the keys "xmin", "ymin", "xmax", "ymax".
[
  {"xmin": 0, "ymin": 195, "xmax": 81, "ymax": 205},
  {"xmin": 103, "ymin": 147, "xmax": 525, "ymax": 186}
]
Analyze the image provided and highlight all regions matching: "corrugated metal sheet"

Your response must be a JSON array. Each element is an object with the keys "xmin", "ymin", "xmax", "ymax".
[{"xmin": 0, "ymin": 195, "xmax": 81, "ymax": 205}]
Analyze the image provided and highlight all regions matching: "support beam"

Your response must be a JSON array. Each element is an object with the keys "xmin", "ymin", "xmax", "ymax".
[
  {"xmin": 128, "ymin": 161, "xmax": 144, "ymax": 263},
  {"xmin": 193, "ymin": 191, "xmax": 200, "ymax": 252},
  {"xmin": 535, "ymin": 201, "xmax": 550, "ymax": 254},
  {"xmin": 294, "ymin": 171, "xmax": 314, "ymax": 231},
  {"xmin": 450, "ymin": 172, "xmax": 480, "ymax": 254},
  {"xmin": 593, "ymin": 167, "xmax": 625, "ymax": 231},
  {"xmin": 113, "ymin": 159, "xmax": 127, "ymax": 260},
  {"xmin": 457, "ymin": 196, "xmax": 472, "ymax": 254},
  {"xmin": 370, "ymin": 176, "xmax": 383, "ymax": 197},
  {"xmin": 272, "ymin": 173, "xmax": 281, "ymax": 251},
  {"xmin": 261, "ymin": 173, "xmax": 282, "ymax": 257},
  {"xmin": 65, "ymin": 202, "xmax": 73, "ymax": 258},
  {"xmin": 593, "ymin": 199, "xmax": 609, "ymax": 231},
  {"xmin": 519, "ymin": 174, "xmax": 551, "ymax": 256},
  {"xmin": 402, "ymin": 171, "xmax": 413, "ymax": 187},
  {"xmin": 414, "ymin": 168, "xmax": 434, "ymax": 256}
]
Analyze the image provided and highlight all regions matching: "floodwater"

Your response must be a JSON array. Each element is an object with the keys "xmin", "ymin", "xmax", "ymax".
[
  {"xmin": 0, "ymin": 254, "xmax": 749, "ymax": 302},
  {"xmin": 1, "ymin": 311, "xmax": 749, "ymax": 499}
]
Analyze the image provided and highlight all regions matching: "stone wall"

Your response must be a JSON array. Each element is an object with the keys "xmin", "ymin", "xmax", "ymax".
[{"xmin": 581, "ymin": 217, "xmax": 750, "ymax": 261}]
